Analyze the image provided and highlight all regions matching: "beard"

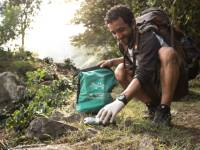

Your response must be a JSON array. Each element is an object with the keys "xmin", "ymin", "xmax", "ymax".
[
  {"xmin": 118, "ymin": 30, "xmax": 134, "ymax": 47},
  {"xmin": 119, "ymin": 38, "xmax": 129, "ymax": 45}
]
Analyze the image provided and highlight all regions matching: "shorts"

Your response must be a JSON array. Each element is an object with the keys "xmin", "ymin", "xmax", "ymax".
[
  {"xmin": 124, "ymin": 59, "xmax": 188, "ymax": 102},
  {"xmin": 142, "ymin": 65, "xmax": 189, "ymax": 102}
]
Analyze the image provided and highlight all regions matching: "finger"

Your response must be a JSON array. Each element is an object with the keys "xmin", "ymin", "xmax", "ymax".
[
  {"xmin": 99, "ymin": 109, "xmax": 108, "ymax": 122},
  {"xmin": 100, "ymin": 62, "xmax": 107, "ymax": 68},
  {"xmin": 110, "ymin": 113, "xmax": 116, "ymax": 123},
  {"xmin": 97, "ymin": 60, "xmax": 105, "ymax": 67},
  {"xmin": 96, "ymin": 108, "xmax": 104, "ymax": 118},
  {"xmin": 103, "ymin": 111, "xmax": 112, "ymax": 124}
]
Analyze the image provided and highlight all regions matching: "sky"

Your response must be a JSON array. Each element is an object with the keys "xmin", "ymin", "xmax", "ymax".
[{"xmin": 25, "ymin": 0, "xmax": 87, "ymax": 64}]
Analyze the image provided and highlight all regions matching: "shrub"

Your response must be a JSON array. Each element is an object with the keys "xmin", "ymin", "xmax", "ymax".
[{"xmin": 6, "ymin": 68, "xmax": 74, "ymax": 132}]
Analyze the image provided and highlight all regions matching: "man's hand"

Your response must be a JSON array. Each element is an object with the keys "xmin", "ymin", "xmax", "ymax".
[
  {"xmin": 98, "ymin": 59, "xmax": 113, "ymax": 68},
  {"xmin": 96, "ymin": 99, "xmax": 125, "ymax": 124}
]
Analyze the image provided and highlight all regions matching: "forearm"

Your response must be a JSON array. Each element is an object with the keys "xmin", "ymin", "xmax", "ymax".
[
  {"xmin": 110, "ymin": 57, "xmax": 123, "ymax": 66},
  {"xmin": 121, "ymin": 78, "xmax": 142, "ymax": 102}
]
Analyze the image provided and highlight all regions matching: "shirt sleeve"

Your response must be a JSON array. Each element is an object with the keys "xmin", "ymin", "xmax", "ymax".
[{"xmin": 134, "ymin": 31, "xmax": 161, "ymax": 86}]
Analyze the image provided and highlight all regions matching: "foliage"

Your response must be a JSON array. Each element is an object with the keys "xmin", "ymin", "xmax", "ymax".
[
  {"xmin": 11, "ymin": 60, "xmax": 35, "ymax": 76},
  {"xmin": 0, "ymin": 0, "xmax": 41, "ymax": 49},
  {"xmin": 0, "ymin": 48, "xmax": 13, "ymax": 61},
  {"xmin": 0, "ymin": 48, "xmax": 34, "ymax": 60},
  {"xmin": 16, "ymin": 0, "xmax": 42, "ymax": 50},
  {"xmin": 43, "ymin": 57, "xmax": 54, "ymax": 64},
  {"xmin": 0, "ymin": 1, "xmax": 21, "ymax": 45},
  {"xmin": 71, "ymin": 0, "xmax": 200, "ymax": 57},
  {"xmin": 6, "ymin": 67, "xmax": 74, "ymax": 132},
  {"xmin": 144, "ymin": 0, "xmax": 200, "ymax": 44},
  {"xmin": 0, "ymin": 48, "xmax": 34, "ymax": 61},
  {"xmin": 71, "ymin": 0, "xmax": 120, "ymax": 48},
  {"xmin": 0, "ymin": 49, "xmax": 36, "ymax": 76},
  {"xmin": 64, "ymin": 58, "xmax": 76, "ymax": 69}
]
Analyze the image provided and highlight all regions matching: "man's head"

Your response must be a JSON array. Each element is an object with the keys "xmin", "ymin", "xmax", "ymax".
[
  {"xmin": 104, "ymin": 5, "xmax": 135, "ymax": 46},
  {"xmin": 104, "ymin": 4, "xmax": 134, "ymax": 26}
]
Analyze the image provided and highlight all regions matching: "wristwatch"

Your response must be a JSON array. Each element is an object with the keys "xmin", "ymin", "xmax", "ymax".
[{"xmin": 116, "ymin": 94, "xmax": 128, "ymax": 105}]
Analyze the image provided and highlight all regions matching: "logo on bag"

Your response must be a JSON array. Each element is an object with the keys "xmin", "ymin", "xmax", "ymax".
[
  {"xmin": 90, "ymin": 81, "xmax": 104, "ymax": 90},
  {"xmin": 88, "ymin": 93, "xmax": 104, "ymax": 98}
]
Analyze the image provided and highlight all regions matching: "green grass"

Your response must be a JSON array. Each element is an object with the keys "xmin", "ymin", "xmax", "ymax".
[
  {"xmin": 53, "ymin": 100, "xmax": 199, "ymax": 149},
  {"xmin": 3, "ymin": 65, "xmax": 199, "ymax": 149},
  {"xmin": 54, "ymin": 77, "xmax": 200, "ymax": 150}
]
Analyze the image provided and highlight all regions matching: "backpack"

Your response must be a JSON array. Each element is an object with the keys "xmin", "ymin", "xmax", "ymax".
[
  {"xmin": 76, "ymin": 66, "xmax": 117, "ymax": 113},
  {"xmin": 136, "ymin": 7, "xmax": 200, "ymax": 80}
]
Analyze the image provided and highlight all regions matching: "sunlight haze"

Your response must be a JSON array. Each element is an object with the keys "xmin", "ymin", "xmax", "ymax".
[{"xmin": 25, "ymin": 0, "xmax": 85, "ymax": 63}]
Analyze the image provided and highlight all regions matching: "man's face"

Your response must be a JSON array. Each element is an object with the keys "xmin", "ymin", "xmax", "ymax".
[{"xmin": 107, "ymin": 17, "xmax": 133, "ymax": 45}]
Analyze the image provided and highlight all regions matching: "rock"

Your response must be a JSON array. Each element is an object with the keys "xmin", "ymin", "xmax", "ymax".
[
  {"xmin": 0, "ymin": 72, "xmax": 25, "ymax": 115},
  {"xmin": 64, "ymin": 113, "xmax": 82, "ymax": 123},
  {"xmin": 50, "ymin": 111, "xmax": 65, "ymax": 121},
  {"xmin": 26, "ymin": 117, "xmax": 78, "ymax": 140},
  {"xmin": 50, "ymin": 111, "xmax": 82, "ymax": 123}
]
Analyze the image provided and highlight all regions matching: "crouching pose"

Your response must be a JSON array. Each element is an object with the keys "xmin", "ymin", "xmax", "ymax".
[{"xmin": 97, "ymin": 5, "xmax": 188, "ymax": 126}]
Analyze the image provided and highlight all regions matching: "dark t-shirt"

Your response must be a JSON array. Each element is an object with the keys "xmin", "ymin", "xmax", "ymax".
[{"xmin": 119, "ymin": 30, "xmax": 161, "ymax": 86}]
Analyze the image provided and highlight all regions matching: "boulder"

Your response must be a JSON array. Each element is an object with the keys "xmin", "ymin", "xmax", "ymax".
[
  {"xmin": 64, "ymin": 113, "xmax": 82, "ymax": 123},
  {"xmin": 49, "ymin": 111, "xmax": 65, "ymax": 121},
  {"xmin": 50, "ymin": 111, "xmax": 82, "ymax": 123},
  {"xmin": 26, "ymin": 117, "xmax": 78, "ymax": 140},
  {"xmin": 0, "ymin": 72, "xmax": 25, "ymax": 115}
]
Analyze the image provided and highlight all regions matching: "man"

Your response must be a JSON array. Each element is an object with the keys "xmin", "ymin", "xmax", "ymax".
[{"xmin": 96, "ymin": 5, "xmax": 188, "ymax": 126}]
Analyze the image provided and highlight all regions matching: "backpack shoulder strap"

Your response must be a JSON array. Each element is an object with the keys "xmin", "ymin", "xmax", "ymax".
[{"xmin": 138, "ymin": 24, "xmax": 158, "ymax": 34}]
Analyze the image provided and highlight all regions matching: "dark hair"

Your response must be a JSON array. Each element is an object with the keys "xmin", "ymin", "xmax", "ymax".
[{"xmin": 104, "ymin": 4, "xmax": 134, "ymax": 26}]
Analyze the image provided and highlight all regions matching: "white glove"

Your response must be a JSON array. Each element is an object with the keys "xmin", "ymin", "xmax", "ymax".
[{"xmin": 96, "ymin": 99, "xmax": 125, "ymax": 124}]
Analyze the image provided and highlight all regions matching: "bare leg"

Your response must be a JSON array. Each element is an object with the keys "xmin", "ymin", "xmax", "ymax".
[
  {"xmin": 114, "ymin": 63, "xmax": 151, "ymax": 104},
  {"xmin": 159, "ymin": 47, "xmax": 180, "ymax": 106}
]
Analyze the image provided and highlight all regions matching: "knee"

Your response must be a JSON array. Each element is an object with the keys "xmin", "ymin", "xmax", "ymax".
[
  {"xmin": 114, "ymin": 63, "xmax": 125, "ymax": 82},
  {"xmin": 159, "ymin": 47, "xmax": 180, "ymax": 66}
]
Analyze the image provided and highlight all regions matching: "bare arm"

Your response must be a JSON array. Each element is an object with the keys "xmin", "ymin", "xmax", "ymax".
[
  {"xmin": 122, "ymin": 78, "xmax": 142, "ymax": 101},
  {"xmin": 99, "ymin": 57, "xmax": 123, "ymax": 68},
  {"xmin": 121, "ymin": 31, "xmax": 161, "ymax": 103}
]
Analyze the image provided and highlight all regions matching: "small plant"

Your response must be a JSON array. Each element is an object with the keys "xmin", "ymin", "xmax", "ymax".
[
  {"xmin": 6, "ymin": 67, "xmax": 74, "ymax": 132},
  {"xmin": 43, "ymin": 57, "xmax": 54, "ymax": 64},
  {"xmin": 13, "ymin": 50, "xmax": 34, "ymax": 61},
  {"xmin": 26, "ymin": 68, "xmax": 48, "ymax": 84},
  {"xmin": 64, "ymin": 58, "xmax": 76, "ymax": 69}
]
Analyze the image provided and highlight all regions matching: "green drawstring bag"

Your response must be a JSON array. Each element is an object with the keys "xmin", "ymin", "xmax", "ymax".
[{"xmin": 76, "ymin": 66, "xmax": 117, "ymax": 113}]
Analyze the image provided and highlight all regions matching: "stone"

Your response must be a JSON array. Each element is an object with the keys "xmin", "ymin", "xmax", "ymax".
[
  {"xmin": 26, "ymin": 117, "xmax": 78, "ymax": 140},
  {"xmin": 64, "ymin": 113, "xmax": 82, "ymax": 123},
  {"xmin": 50, "ymin": 111, "xmax": 65, "ymax": 121},
  {"xmin": 50, "ymin": 111, "xmax": 82, "ymax": 123},
  {"xmin": 0, "ymin": 72, "xmax": 25, "ymax": 115}
]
